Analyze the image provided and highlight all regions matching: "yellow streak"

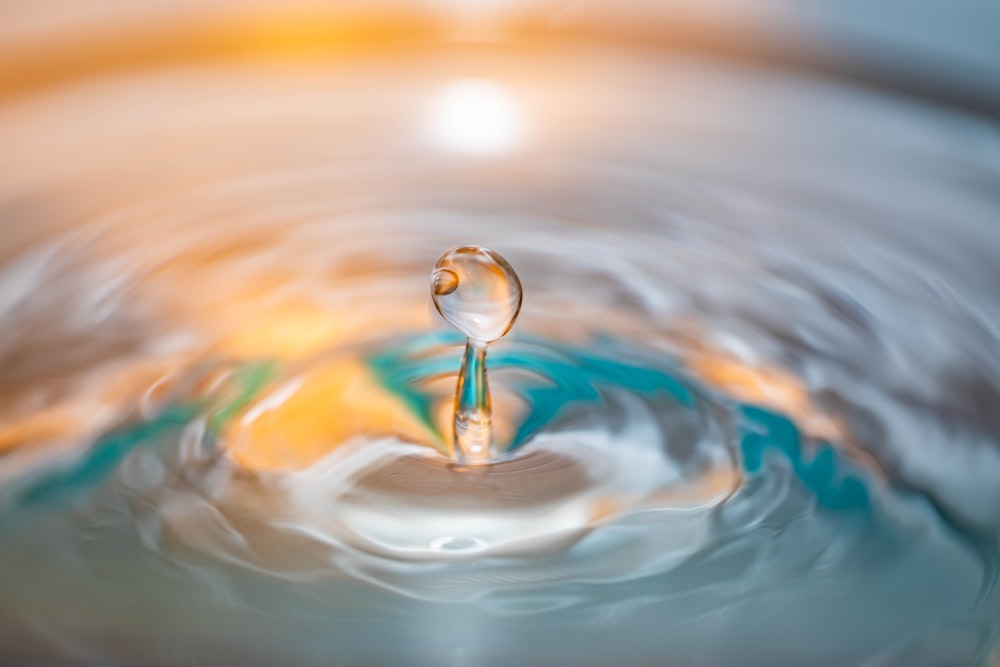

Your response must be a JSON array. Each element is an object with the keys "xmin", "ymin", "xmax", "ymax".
[
  {"xmin": 225, "ymin": 358, "xmax": 435, "ymax": 472},
  {"xmin": 0, "ymin": 9, "xmax": 443, "ymax": 100}
]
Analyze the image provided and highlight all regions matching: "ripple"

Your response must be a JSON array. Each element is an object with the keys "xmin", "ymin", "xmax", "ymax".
[{"xmin": 0, "ymin": 40, "xmax": 997, "ymax": 667}]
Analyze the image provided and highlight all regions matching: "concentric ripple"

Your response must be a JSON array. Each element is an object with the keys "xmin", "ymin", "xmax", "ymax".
[{"xmin": 0, "ymin": 42, "xmax": 998, "ymax": 667}]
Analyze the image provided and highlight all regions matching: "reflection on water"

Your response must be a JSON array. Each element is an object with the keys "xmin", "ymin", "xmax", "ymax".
[
  {"xmin": 0, "ymin": 20, "xmax": 999, "ymax": 667},
  {"xmin": 426, "ymin": 80, "xmax": 526, "ymax": 156}
]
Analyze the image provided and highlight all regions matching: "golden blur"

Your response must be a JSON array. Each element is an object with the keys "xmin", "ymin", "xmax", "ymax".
[
  {"xmin": 224, "ymin": 357, "xmax": 527, "ymax": 472},
  {"xmin": 0, "ymin": 2, "xmax": 765, "ymax": 101},
  {"xmin": 0, "ymin": 9, "xmax": 440, "ymax": 100},
  {"xmin": 223, "ymin": 359, "xmax": 436, "ymax": 471}
]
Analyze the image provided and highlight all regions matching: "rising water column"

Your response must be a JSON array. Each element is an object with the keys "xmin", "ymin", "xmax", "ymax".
[{"xmin": 431, "ymin": 246, "xmax": 522, "ymax": 465}]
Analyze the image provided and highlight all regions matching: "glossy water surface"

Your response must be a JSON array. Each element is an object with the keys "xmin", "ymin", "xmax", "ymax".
[{"xmin": 0, "ymin": 38, "xmax": 998, "ymax": 667}]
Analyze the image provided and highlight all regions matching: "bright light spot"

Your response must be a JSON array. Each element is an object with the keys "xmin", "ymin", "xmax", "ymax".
[{"xmin": 426, "ymin": 79, "xmax": 524, "ymax": 156}]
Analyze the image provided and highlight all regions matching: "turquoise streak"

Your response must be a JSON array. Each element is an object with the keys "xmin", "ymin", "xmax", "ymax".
[
  {"xmin": 12, "ymin": 362, "xmax": 276, "ymax": 512},
  {"xmin": 740, "ymin": 405, "xmax": 869, "ymax": 510},
  {"xmin": 370, "ymin": 332, "xmax": 870, "ymax": 512},
  {"xmin": 368, "ymin": 332, "xmax": 694, "ymax": 450},
  {"xmin": 7, "ymin": 339, "xmax": 872, "ymax": 518}
]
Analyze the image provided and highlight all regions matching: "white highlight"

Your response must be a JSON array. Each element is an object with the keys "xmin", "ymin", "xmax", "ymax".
[
  {"xmin": 429, "ymin": 536, "xmax": 489, "ymax": 553},
  {"xmin": 425, "ymin": 79, "xmax": 524, "ymax": 156}
]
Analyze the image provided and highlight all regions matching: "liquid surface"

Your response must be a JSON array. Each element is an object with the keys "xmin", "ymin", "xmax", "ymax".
[{"xmin": 0, "ymin": 40, "xmax": 998, "ymax": 667}]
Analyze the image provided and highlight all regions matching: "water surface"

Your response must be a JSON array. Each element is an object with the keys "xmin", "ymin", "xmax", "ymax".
[{"xmin": 0, "ymin": 40, "xmax": 998, "ymax": 667}]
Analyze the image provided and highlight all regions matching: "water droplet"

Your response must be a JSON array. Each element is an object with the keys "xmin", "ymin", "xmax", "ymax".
[
  {"xmin": 430, "ymin": 246, "xmax": 522, "ymax": 465},
  {"xmin": 431, "ymin": 246, "xmax": 522, "ymax": 344}
]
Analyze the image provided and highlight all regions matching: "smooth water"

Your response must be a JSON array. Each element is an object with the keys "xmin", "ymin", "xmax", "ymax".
[{"xmin": 0, "ymin": 38, "xmax": 999, "ymax": 667}]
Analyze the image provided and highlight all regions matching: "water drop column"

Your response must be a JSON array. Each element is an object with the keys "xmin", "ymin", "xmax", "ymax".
[{"xmin": 431, "ymin": 246, "xmax": 522, "ymax": 465}]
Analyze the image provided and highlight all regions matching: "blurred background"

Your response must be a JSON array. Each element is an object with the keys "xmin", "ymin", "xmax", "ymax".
[{"xmin": 3, "ymin": 0, "xmax": 1000, "ymax": 109}]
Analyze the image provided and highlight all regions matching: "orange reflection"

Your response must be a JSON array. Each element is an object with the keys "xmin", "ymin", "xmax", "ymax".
[
  {"xmin": 224, "ymin": 358, "xmax": 436, "ymax": 472},
  {"xmin": 0, "ymin": 3, "xmax": 763, "ymax": 102},
  {"xmin": 0, "ymin": 9, "xmax": 442, "ymax": 100},
  {"xmin": 687, "ymin": 352, "xmax": 843, "ymax": 442}
]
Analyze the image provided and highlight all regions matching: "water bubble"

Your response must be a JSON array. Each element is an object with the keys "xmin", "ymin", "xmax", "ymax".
[{"xmin": 430, "ymin": 246, "xmax": 522, "ymax": 465}]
